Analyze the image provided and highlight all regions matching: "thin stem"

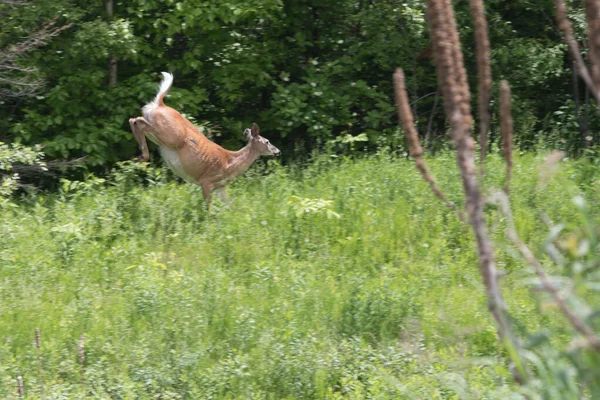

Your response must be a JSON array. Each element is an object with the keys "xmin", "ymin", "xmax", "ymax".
[
  {"xmin": 78, "ymin": 334, "xmax": 85, "ymax": 388},
  {"xmin": 35, "ymin": 328, "xmax": 44, "ymax": 393},
  {"xmin": 499, "ymin": 81, "xmax": 513, "ymax": 196}
]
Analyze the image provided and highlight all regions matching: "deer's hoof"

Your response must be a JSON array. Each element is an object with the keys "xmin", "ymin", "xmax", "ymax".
[{"xmin": 129, "ymin": 117, "xmax": 144, "ymax": 127}]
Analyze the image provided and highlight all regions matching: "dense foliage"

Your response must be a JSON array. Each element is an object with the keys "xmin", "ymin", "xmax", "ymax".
[
  {"xmin": 1, "ymin": 0, "xmax": 598, "ymax": 167},
  {"xmin": 0, "ymin": 152, "xmax": 598, "ymax": 398}
]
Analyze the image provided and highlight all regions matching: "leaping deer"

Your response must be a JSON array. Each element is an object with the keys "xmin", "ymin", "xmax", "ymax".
[{"xmin": 129, "ymin": 72, "xmax": 281, "ymax": 210}]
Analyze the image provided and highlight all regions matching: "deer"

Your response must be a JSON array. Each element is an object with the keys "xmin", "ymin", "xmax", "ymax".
[{"xmin": 128, "ymin": 72, "xmax": 281, "ymax": 210}]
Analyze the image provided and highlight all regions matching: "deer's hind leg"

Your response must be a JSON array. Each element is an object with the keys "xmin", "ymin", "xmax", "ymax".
[
  {"xmin": 129, "ymin": 117, "xmax": 151, "ymax": 161},
  {"xmin": 200, "ymin": 182, "xmax": 213, "ymax": 212},
  {"xmin": 215, "ymin": 187, "xmax": 233, "ymax": 209}
]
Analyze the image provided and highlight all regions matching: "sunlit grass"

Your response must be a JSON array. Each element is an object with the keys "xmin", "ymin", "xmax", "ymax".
[{"xmin": 0, "ymin": 151, "xmax": 595, "ymax": 398}]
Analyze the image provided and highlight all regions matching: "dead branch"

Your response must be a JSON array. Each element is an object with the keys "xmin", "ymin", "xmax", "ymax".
[
  {"xmin": 0, "ymin": 18, "xmax": 71, "ymax": 99},
  {"xmin": 11, "ymin": 157, "xmax": 87, "ymax": 178},
  {"xmin": 499, "ymin": 81, "xmax": 513, "ymax": 196},
  {"xmin": 470, "ymin": 0, "xmax": 492, "ymax": 176},
  {"xmin": 490, "ymin": 191, "xmax": 600, "ymax": 351},
  {"xmin": 0, "ymin": 0, "xmax": 29, "ymax": 6},
  {"xmin": 0, "ymin": 64, "xmax": 36, "ymax": 73},
  {"xmin": 0, "ymin": 19, "xmax": 70, "ymax": 62},
  {"xmin": 554, "ymin": 0, "xmax": 600, "ymax": 104},
  {"xmin": 394, "ymin": 68, "xmax": 467, "ymax": 222}
]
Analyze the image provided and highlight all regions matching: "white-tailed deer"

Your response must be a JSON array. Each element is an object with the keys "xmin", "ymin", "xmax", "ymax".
[{"xmin": 129, "ymin": 72, "xmax": 281, "ymax": 210}]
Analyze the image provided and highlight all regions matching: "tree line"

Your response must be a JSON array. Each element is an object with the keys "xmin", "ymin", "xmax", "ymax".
[{"xmin": 0, "ymin": 0, "xmax": 597, "ymax": 168}]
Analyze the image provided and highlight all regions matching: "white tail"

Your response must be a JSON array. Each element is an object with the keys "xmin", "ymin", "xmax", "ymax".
[
  {"xmin": 129, "ymin": 72, "xmax": 280, "ymax": 210},
  {"xmin": 142, "ymin": 72, "xmax": 174, "ymax": 122}
]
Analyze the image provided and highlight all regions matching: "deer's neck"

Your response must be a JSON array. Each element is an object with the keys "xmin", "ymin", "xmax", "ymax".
[{"xmin": 227, "ymin": 142, "xmax": 261, "ymax": 179}]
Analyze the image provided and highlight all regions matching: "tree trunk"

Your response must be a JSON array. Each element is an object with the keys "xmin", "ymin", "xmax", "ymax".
[
  {"xmin": 573, "ymin": 60, "xmax": 589, "ymax": 147},
  {"xmin": 105, "ymin": 0, "xmax": 117, "ymax": 87}
]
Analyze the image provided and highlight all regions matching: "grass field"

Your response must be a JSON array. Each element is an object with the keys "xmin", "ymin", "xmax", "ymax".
[{"xmin": 0, "ymin": 151, "xmax": 597, "ymax": 399}]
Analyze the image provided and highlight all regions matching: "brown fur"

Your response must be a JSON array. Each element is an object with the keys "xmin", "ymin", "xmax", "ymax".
[{"xmin": 129, "ymin": 75, "xmax": 280, "ymax": 210}]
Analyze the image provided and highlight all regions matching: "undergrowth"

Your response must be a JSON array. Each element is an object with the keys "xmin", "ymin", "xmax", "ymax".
[{"xmin": 0, "ymin": 151, "xmax": 597, "ymax": 399}]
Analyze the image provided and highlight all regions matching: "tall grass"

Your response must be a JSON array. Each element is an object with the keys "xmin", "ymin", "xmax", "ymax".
[{"xmin": 0, "ymin": 152, "xmax": 596, "ymax": 398}]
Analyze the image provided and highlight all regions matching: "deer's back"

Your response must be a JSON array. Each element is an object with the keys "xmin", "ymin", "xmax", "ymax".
[{"xmin": 149, "ymin": 105, "xmax": 232, "ymax": 184}]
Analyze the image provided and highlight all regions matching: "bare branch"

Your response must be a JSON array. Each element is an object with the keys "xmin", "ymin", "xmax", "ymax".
[
  {"xmin": 490, "ymin": 191, "xmax": 600, "ymax": 351},
  {"xmin": 0, "ymin": 0, "xmax": 29, "ymax": 6},
  {"xmin": 0, "ymin": 77, "xmax": 44, "ymax": 98},
  {"xmin": 0, "ymin": 63, "xmax": 37, "ymax": 73},
  {"xmin": 394, "ymin": 68, "xmax": 467, "ymax": 222},
  {"xmin": 0, "ymin": 19, "xmax": 70, "ymax": 62},
  {"xmin": 11, "ymin": 157, "xmax": 87, "ymax": 178},
  {"xmin": 0, "ymin": 18, "xmax": 71, "ymax": 99},
  {"xmin": 470, "ymin": 0, "xmax": 492, "ymax": 176},
  {"xmin": 499, "ymin": 81, "xmax": 513, "ymax": 196},
  {"xmin": 0, "ymin": 84, "xmax": 42, "ymax": 99},
  {"xmin": 0, "ymin": 76, "xmax": 43, "ymax": 87},
  {"xmin": 553, "ymin": 0, "xmax": 600, "ymax": 104}
]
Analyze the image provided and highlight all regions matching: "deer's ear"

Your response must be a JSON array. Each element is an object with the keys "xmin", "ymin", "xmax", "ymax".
[
  {"xmin": 244, "ymin": 128, "xmax": 252, "ymax": 140},
  {"xmin": 251, "ymin": 123, "xmax": 260, "ymax": 137}
]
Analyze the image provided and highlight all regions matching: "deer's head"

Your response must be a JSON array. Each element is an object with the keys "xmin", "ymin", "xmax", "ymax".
[{"xmin": 245, "ymin": 123, "xmax": 281, "ymax": 156}]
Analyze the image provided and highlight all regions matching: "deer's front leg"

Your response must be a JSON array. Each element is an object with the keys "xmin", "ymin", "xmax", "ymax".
[{"xmin": 129, "ymin": 117, "xmax": 150, "ymax": 162}]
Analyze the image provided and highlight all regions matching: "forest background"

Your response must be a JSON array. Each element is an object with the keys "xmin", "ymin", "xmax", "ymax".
[{"xmin": 1, "ymin": 0, "xmax": 597, "ymax": 169}]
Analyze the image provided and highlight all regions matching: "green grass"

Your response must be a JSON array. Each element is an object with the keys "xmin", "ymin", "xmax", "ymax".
[{"xmin": 0, "ymin": 151, "xmax": 596, "ymax": 399}]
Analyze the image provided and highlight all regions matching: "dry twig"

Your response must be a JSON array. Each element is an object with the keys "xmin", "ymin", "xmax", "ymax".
[
  {"xmin": 12, "ymin": 156, "xmax": 87, "ymax": 178},
  {"xmin": 34, "ymin": 328, "xmax": 40, "ymax": 349},
  {"xmin": 0, "ymin": 0, "xmax": 28, "ymax": 6},
  {"xmin": 499, "ymin": 81, "xmax": 513, "ymax": 196},
  {"xmin": 35, "ymin": 328, "xmax": 44, "ymax": 393}
]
